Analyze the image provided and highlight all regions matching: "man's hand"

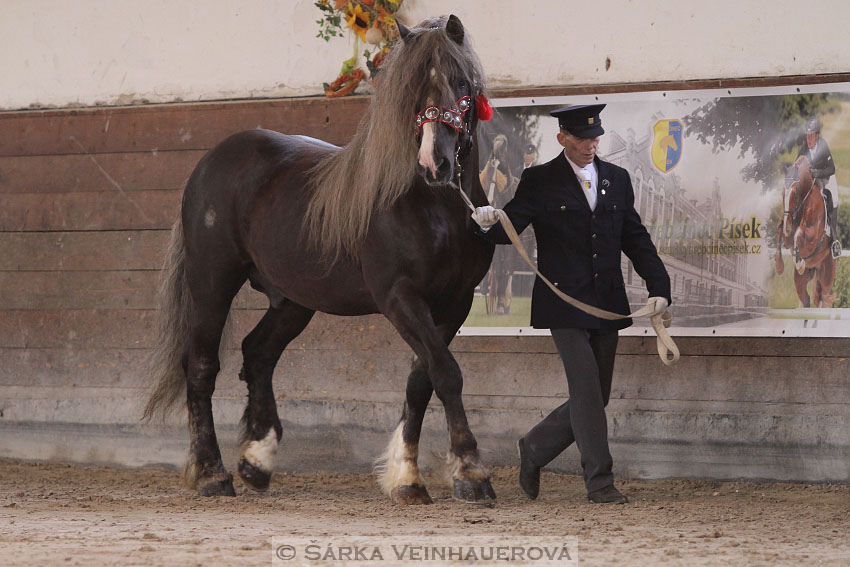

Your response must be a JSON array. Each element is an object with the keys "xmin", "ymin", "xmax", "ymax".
[
  {"xmin": 646, "ymin": 296, "xmax": 669, "ymax": 317},
  {"xmin": 471, "ymin": 206, "xmax": 499, "ymax": 230}
]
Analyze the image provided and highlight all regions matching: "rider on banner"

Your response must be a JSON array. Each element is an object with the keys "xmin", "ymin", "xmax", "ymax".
[{"xmin": 798, "ymin": 116, "xmax": 841, "ymax": 258}]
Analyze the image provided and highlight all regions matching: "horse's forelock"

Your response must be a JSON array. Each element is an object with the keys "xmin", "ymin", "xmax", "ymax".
[
  {"xmin": 381, "ymin": 18, "xmax": 483, "ymax": 111},
  {"xmin": 306, "ymin": 16, "xmax": 486, "ymax": 261}
]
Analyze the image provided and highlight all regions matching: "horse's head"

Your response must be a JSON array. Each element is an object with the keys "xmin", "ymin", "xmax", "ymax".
[
  {"xmin": 794, "ymin": 154, "xmax": 814, "ymax": 185},
  {"xmin": 781, "ymin": 155, "xmax": 815, "ymax": 239},
  {"xmin": 492, "ymin": 134, "xmax": 508, "ymax": 160},
  {"xmin": 401, "ymin": 15, "xmax": 489, "ymax": 187}
]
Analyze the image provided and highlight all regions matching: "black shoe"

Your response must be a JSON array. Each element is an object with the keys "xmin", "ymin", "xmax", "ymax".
[
  {"xmin": 516, "ymin": 438, "xmax": 540, "ymax": 500},
  {"xmin": 832, "ymin": 239, "xmax": 842, "ymax": 259},
  {"xmin": 587, "ymin": 485, "xmax": 629, "ymax": 504}
]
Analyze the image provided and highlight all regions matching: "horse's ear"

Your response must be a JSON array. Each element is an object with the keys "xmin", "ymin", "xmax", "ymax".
[
  {"xmin": 446, "ymin": 14, "xmax": 464, "ymax": 45},
  {"xmin": 396, "ymin": 19, "xmax": 412, "ymax": 42}
]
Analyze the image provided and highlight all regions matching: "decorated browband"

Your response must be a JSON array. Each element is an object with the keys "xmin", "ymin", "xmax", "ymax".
[{"xmin": 414, "ymin": 93, "xmax": 492, "ymax": 138}]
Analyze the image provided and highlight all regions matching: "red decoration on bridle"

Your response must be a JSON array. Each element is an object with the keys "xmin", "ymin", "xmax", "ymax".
[
  {"xmin": 475, "ymin": 93, "xmax": 493, "ymax": 121},
  {"xmin": 415, "ymin": 96, "xmax": 472, "ymax": 138}
]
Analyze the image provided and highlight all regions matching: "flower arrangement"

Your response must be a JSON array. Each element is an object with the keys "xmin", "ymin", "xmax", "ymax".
[{"xmin": 315, "ymin": 0, "xmax": 404, "ymax": 97}]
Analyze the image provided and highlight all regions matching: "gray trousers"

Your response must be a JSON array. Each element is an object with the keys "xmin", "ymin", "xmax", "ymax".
[{"xmin": 521, "ymin": 328, "xmax": 619, "ymax": 493}]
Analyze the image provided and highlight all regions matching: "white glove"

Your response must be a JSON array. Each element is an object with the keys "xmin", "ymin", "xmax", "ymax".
[
  {"xmin": 471, "ymin": 206, "xmax": 499, "ymax": 230},
  {"xmin": 646, "ymin": 296, "xmax": 669, "ymax": 317}
]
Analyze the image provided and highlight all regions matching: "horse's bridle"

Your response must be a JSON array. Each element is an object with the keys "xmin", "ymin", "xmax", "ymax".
[
  {"xmin": 414, "ymin": 96, "xmax": 472, "ymax": 139},
  {"xmin": 784, "ymin": 181, "xmax": 813, "ymax": 230},
  {"xmin": 412, "ymin": 89, "xmax": 482, "ymax": 209}
]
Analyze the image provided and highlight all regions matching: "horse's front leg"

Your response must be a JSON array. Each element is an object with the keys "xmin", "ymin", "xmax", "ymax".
[
  {"xmin": 793, "ymin": 228, "xmax": 807, "ymax": 274},
  {"xmin": 794, "ymin": 270, "xmax": 812, "ymax": 308},
  {"xmin": 377, "ymin": 360, "xmax": 433, "ymax": 504},
  {"xmin": 377, "ymin": 282, "xmax": 495, "ymax": 504}
]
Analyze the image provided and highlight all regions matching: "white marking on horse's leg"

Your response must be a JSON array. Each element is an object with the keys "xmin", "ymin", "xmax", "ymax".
[
  {"xmin": 183, "ymin": 456, "xmax": 200, "ymax": 489},
  {"xmin": 374, "ymin": 422, "xmax": 424, "ymax": 496},
  {"xmin": 443, "ymin": 451, "xmax": 491, "ymax": 486},
  {"xmin": 240, "ymin": 428, "xmax": 278, "ymax": 474},
  {"xmin": 418, "ymin": 122, "xmax": 438, "ymax": 178}
]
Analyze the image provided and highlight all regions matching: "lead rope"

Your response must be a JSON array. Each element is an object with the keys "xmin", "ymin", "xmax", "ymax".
[{"xmin": 454, "ymin": 168, "xmax": 679, "ymax": 365}]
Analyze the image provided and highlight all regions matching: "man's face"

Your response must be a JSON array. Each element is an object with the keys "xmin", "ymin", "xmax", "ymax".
[
  {"xmin": 557, "ymin": 130, "xmax": 600, "ymax": 167},
  {"xmin": 522, "ymin": 151, "xmax": 536, "ymax": 167},
  {"xmin": 806, "ymin": 132, "xmax": 819, "ymax": 150}
]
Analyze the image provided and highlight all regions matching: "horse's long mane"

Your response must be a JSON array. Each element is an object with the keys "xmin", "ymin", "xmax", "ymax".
[{"xmin": 305, "ymin": 15, "xmax": 486, "ymax": 261}]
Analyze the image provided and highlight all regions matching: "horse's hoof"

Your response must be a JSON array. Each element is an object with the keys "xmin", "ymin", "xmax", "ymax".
[
  {"xmin": 391, "ymin": 484, "xmax": 433, "ymax": 505},
  {"xmin": 453, "ymin": 478, "xmax": 497, "ymax": 505},
  {"xmin": 198, "ymin": 473, "xmax": 236, "ymax": 497},
  {"xmin": 238, "ymin": 458, "xmax": 271, "ymax": 492}
]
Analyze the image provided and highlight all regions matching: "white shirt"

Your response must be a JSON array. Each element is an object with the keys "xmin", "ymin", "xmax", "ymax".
[{"xmin": 564, "ymin": 152, "xmax": 598, "ymax": 210}]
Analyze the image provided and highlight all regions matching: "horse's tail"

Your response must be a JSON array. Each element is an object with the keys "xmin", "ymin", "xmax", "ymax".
[{"xmin": 143, "ymin": 215, "xmax": 190, "ymax": 421}]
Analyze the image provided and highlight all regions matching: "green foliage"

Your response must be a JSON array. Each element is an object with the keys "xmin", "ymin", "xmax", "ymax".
[
  {"xmin": 764, "ymin": 200, "xmax": 784, "ymax": 249},
  {"xmin": 315, "ymin": 1, "xmax": 343, "ymax": 41},
  {"xmin": 832, "ymin": 146, "xmax": 850, "ymax": 187},
  {"xmin": 769, "ymin": 263, "xmax": 801, "ymax": 309},
  {"xmin": 682, "ymin": 94, "xmax": 839, "ymax": 188},
  {"xmin": 836, "ymin": 204, "xmax": 850, "ymax": 249},
  {"xmin": 832, "ymin": 258, "xmax": 850, "ymax": 307},
  {"xmin": 464, "ymin": 297, "xmax": 532, "ymax": 327}
]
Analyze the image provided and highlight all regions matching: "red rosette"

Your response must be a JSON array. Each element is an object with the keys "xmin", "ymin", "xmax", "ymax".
[{"xmin": 475, "ymin": 93, "xmax": 493, "ymax": 121}]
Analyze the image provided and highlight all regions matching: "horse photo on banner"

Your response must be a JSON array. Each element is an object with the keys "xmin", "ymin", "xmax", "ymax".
[{"xmin": 461, "ymin": 83, "xmax": 850, "ymax": 338}]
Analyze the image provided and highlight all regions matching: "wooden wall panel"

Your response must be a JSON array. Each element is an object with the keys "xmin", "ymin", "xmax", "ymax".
[
  {"xmin": 0, "ymin": 97, "xmax": 368, "ymax": 157},
  {"xmin": 0, "ymin": 190, "xmax": 182, "ymax": 231},
  {"xmin": 0, "ymin": 231, "xmax": 169, "ymax": 271},
  {"xmin": 0, "ymin": 150, "xmax": 202, "ymax": 194}
]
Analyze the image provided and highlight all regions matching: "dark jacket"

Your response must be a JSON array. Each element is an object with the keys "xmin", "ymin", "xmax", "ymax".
[
  {"xmin": 798, "ymin": 138, "xmax": 835, "ymax": 184},
  {"xmin": 477, "ymin": 152, "xmax": 671, "ymax": 331}
]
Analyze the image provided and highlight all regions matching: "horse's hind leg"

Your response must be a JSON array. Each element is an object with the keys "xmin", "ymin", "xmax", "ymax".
[
  {"xmin": 184, "ymin": 270, "xmax": 246, "ymax": 497},
  {"xmin": 237, "ymin": 299, "xmax": 315, "ymax": 491}
]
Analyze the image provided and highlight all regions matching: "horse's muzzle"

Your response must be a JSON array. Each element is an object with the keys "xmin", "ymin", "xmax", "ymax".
[{"xmin": 418, "ymin": 158, "xmax": 454, "ymax": 186}]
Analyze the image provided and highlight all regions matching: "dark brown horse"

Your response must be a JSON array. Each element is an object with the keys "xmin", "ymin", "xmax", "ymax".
[
  {"xmin": 774, "ymin": 155, "xmax": 835, "ymax": 308},
  {"xmin": 143, "ymin": 15, "xmax": 496, "ymax": 504}
]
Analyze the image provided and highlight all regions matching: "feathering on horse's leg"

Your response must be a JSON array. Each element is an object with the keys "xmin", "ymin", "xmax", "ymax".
[
  {"xmin": 238, "ymin": 299, "xmax": 315, "ymax": 491},
  {"xmin": 376, "ymin": 283, "xmax": 494, "ymax": 503},
  {"xmin": 375, "ymin": 360, "xmax": 433, "ymax": 505}
]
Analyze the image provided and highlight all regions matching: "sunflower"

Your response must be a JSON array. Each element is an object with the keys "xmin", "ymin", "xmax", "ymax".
[{"xmin": 344, "ymin": 2, "xmax": 371, "ymax": 42}]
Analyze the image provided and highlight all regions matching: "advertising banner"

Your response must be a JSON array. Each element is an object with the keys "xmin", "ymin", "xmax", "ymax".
[{"xmin": 461, "ymin": 83, "xmax": 850, "ymax": 337}]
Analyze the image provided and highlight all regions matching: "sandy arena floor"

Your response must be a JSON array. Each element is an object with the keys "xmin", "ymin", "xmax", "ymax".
[{"xmin": 0, "ymin": 460, "xmax": 848, "ymax": 566}]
